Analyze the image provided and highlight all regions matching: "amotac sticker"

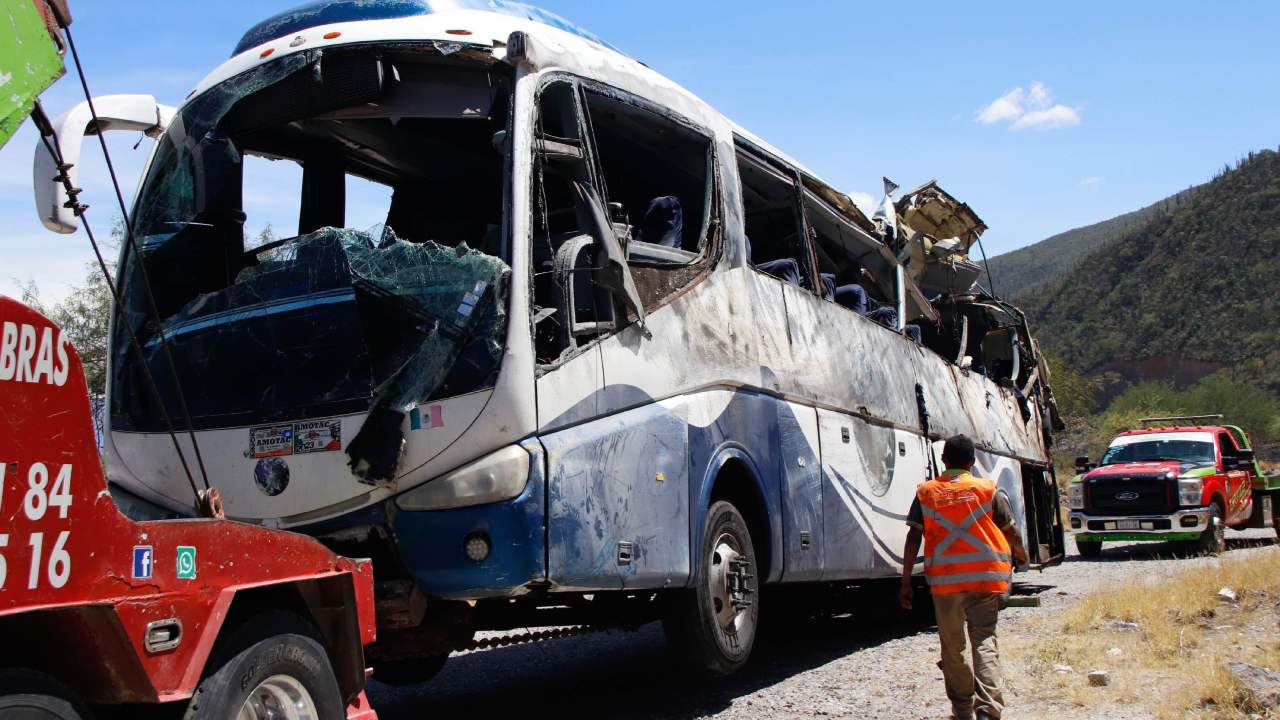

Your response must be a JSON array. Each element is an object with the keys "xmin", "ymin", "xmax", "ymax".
[
  {"xmin": 248, "ymin": 424, "xmax": 294, "ymax": 458},
  {"xmin": 294, "ymin": 420, "xmax": 342, "ymax": 454}
]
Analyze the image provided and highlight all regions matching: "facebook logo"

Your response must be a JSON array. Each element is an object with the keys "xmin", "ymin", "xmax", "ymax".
[{"xmin": 132, "ymin": 546, "xmax": 154, "ymax": 579}]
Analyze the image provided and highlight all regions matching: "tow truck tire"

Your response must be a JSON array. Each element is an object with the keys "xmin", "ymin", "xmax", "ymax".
[
  {"xmin": 663, "ymin": 500, "xmax": 759, "ymax": 676},
  {"xmin": 0, "ymin": 669, "xmax": 89, "ymax": 719},
  {"xmin": 1196, "ymin": 501, "xmax": 1227, "ymax": 556},
  {"xmin": 1076, "ymin": 540, "xmax": 1103, "ymax": 559},
  {"xmin": 184, "ymin": 611, "xmax": 344, "ymax": 720}
]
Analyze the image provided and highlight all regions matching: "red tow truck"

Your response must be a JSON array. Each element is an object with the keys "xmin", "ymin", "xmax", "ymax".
[
  {"xmin": 1, "ymin": 4, "xmax": 382, "ymax": 716},
  {"xmin": 1067, "ymin": 415, "xmax": 1280, "ymax": 557},
  {"xmin": 1, "ymin": 296, "xmax": 380, "ymax": 718}
]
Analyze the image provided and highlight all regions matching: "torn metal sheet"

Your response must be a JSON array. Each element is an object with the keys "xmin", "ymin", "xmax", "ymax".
[
  {"xmin": 895, "ymin": 179, "xmax": 988, "ymax": 251},
  {"xmin": 888, "ymin": 179, "xmax": 989, "ymax": 294}
]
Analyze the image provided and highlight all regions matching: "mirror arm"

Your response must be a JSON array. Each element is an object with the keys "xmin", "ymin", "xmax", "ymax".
[{"xmin": 34, "ymin": 94, "xmax": 176, "ymax": 233}]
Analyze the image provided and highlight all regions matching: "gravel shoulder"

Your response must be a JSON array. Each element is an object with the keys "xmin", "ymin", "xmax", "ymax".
[{"xmin": 370, "ymin": 530, "xmax": 1278, "ymax": 719}]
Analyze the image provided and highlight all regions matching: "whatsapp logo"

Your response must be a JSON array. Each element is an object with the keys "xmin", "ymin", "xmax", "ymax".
[{"xmin": 176, "ymin": 546, "xmax": 197, "ymax": 580}]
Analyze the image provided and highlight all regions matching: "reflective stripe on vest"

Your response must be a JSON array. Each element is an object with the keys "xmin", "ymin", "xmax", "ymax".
[{"xmin": 917, "ymin": 473, "xmax": 1012, "ymax": 595}]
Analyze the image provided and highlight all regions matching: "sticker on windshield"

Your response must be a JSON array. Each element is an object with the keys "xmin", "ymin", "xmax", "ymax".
[
  {"xmin": 294, "ymin": 420, "xmax": 342, "ymax": 454},
  {"xmin": 248, "ymin": 425, "xmax": 294, "ymax": 458}
]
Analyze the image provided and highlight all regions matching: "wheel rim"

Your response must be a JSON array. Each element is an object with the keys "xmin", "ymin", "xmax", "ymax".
[
  {"xmin": 237, "ymin": 674, "xmax": 318, "ymax": 720},
  {"xmin": 707, "ymin": 530, "xmax": 755, "ymax": 652},
  {"xmin": 1213, "ymin": 507, "xmax": 1225, "ymax": 549}
]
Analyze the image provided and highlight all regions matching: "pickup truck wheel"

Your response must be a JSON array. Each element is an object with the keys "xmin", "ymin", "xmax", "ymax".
[
  {"xmin": 1076, "ymin": 539, "xmax": 1102, "ymax": 559},
  {"xmin": 1196, "ymin": 501, "xmax": 1227, "ymax": 556},
  {"xmin": 663, "ymin": 500, "xmax": 759, "ymax": 676},
  {"xmin": 184, "ymin": 611, "xmax": 344, "ymax": 720},
  {"xmin": 0, "ymin": 669, "xmax": 90, "ymax": 719}
]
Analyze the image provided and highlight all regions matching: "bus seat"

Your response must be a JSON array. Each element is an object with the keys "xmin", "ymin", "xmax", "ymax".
[
  {"xmin": 905, "ymin": 323, "xmax": 922, "ymax": 343},
  {"xmin": 639, "ymin": 195, "xmax": 683, "ymax": 248},
  {"xmin": 867, "ymin": 305, "xmax": 897, "ymax": 329},
  {"xmin": 820, "ymin": 272, "xmax": 836, "ymax": 301},
  {"xmin": 756, "ymin": 258, "xmax": 802, "ymax": 286},
  {"xmin": 834, "ymin": 283, "xmax": 869, "ymax": 315}
]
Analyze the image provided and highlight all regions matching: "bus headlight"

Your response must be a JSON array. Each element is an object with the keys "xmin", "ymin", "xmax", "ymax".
[
  {"xmin": 1178, "ymin": 477, "xmax": 1204, "ymax": 507},
  {"xmin": 1066, "ymin": 483, "xmax": 1084, "ymax": 510},
  {"xmin": 396, "ymin": 445, "xmax": 530, "ymax": 511}
]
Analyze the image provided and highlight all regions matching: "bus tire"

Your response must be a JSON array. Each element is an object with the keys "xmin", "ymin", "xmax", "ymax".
[
  {"xmin": 0, "ymin": 669, "xmax": 90, "ymax": 720},
  {"xmin": 1075, "ymin": 539, "xmax": 1102, "ymax": 559},
  {"xmin": 1196, "ymin": 501, "xmax": 1226, "ymax": 556},
  {"xmin": 184, "ymin": 611, "xmax": 344, "ymax": 720},
  {"xmin": 663, "ymin": 500, "xmax": 760, "ymax": 676}
]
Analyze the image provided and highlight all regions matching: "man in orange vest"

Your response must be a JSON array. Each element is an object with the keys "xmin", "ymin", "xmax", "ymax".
[{"xmin": 899, "ymin": 434, "xmax": 1028, "ymax": 720}]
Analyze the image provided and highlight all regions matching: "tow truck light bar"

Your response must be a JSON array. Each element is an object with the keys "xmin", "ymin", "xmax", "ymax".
[{"xmin": 1138, "ymin": 414, "xmax": 1225, "ymax": 427}]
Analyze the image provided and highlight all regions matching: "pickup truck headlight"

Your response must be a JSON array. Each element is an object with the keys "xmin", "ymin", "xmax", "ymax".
[
  {"xmin": 1067, "ymin": 482, "xmax": 1084, "ymax": 509},
  {"xmin": 396, "ymin": 445, "xmax": 530, "ymax": 511},
  {"xmin": 1178, "ymin": 477, "xmax": 1204, "ymax": 507}
]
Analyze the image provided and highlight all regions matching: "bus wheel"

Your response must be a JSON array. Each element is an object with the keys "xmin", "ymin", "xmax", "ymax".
[
  {"xmin": 1075, "ymin": 539, "xmax": 1103, "ymax": 559},
  {"xmin": 663, "ymin": 500, "xmax": 759, "ymax": 676},
  {"xmin": 0, "ymin": 669, "xmax": 89, "ymax": 720},
  {"xmin": 184, "ymin": 611, "xmax": 344, "ymax": 720},
  {"xmin": 1196, "ymin": 501, "xmax": 1226, "ymax": 555}
]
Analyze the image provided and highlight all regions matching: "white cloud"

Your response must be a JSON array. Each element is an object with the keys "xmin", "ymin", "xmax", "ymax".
[
  {"xmin": 1012, "ymin": 105, "xmax": 1082, "ymax": 130},
  {"xmin": 976, "ymin": 87, "xmax": 1025, "ymax": 125},
  {"xmin": 1080, "ymin": 176, "xmax": 1104, "ymax": 187},
  {"xmin": 1027, "ymin": 81, "xmax": 1050, "ymax": 107},
  {"xmin": 975, "ymin": 82, "xmax": 1082, "ymax": 131},
  {"xmin": 848, "ymin": 191, "xmax": 877, "ymax": 217}
]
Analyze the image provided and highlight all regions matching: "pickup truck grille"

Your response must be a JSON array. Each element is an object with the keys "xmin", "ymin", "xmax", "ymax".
[{"xmin": 1086, "ymin": 475, "xmax": 1174, "ymax": 515}]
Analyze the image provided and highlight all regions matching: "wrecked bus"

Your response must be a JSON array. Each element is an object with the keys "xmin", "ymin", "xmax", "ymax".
[{"xmin": 33, "ymin": 0, "xmax": 1065, "ymax": 678}]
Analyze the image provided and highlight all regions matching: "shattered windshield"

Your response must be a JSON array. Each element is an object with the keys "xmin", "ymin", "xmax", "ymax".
[
  {"xmin": 1100, "ymin": 439, "xmax": 1216, "ymax": 466},
  {"xmin": 113, "ymin": 47, "xmax": 513, "ymax": 443}
]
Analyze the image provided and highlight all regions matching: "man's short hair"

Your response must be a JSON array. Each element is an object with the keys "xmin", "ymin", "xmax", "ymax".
[{"xmin": 942, "ymin": 434, "xmax": 976, "ymax": 468}]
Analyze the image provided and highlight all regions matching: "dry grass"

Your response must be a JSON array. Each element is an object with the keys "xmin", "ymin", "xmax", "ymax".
[{"xmin": 1009, "ymin": 549, "xmax": 1280, "ymax": 719}]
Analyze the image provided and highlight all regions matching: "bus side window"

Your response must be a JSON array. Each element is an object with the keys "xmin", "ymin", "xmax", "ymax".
[
  {"xmin": 734, "ymin": 145, "xmax": 813, "ymax": 290},
  {"xmin": 799, "ymin": 188, "xmax": 899, "ymax": 329},
  {"xmin": 531, "ymin": 79, "xmax": 619, "ymax": 365},
  {"xmin": 579, "ymin": 87, "xmax": 717, "ymax": 309}
]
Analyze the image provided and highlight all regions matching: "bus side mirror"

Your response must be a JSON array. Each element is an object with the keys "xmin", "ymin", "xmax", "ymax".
[{"xmin": 34, "ymin": 94, "xmax": 175, "ymax": 233}]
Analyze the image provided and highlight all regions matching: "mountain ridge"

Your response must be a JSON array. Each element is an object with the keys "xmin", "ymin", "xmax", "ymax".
[
  {"xmin": 986, "ymin": 186, "xmax": 1201, "ymax": 298},
  {"xmin": 1015, "ymin": 148, "xmax": 1280, "ymax": 394}
]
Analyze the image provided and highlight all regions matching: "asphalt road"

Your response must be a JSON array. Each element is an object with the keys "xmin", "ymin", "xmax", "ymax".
[{"xmin": 368, "ymin": 529, "xmax": 1279, "ymax": 719}]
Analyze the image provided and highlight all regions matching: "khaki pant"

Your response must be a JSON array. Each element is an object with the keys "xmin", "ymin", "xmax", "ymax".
[{"xmin": 932, "ymin": 591, "xmax": 1004, "ymax": 719}]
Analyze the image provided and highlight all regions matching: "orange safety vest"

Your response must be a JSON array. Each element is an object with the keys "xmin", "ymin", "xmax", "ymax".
[{"xmin": 916, "ymin": 470, "xmax": 1012, "ymax": 595}]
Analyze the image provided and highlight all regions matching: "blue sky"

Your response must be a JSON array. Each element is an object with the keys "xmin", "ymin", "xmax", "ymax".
[{"xmin": 4, "ymin": 0, "xmax": 1278, "ymax": 303}]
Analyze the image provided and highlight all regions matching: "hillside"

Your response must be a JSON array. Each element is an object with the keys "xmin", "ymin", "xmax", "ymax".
[
  {"xmin": 986, "ymin": 187, "xmax": 1200, "ymax": 297},
  {"xmin": 1020, "ymin": 149, "xmax": 1280, "ymax": 394}
]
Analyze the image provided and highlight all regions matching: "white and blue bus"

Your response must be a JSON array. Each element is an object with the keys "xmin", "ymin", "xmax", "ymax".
[{"xmin": 35, "ymin": 0, "xmax": 1064, "ymax": 678}]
